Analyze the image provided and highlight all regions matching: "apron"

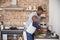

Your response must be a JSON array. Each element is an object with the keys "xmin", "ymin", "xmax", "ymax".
[
  {"xmin": 23, "ymin": 23, "xmax": 36, "ymax": 40},
  {"xmin": 26, "ymin": 23, "xmax": 36, "ymax": 34}
]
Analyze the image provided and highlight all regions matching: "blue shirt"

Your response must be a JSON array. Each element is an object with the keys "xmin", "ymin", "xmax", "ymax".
[{"xmin": 32, "ymin": 22, "xmax": 40, "ymax": 29}]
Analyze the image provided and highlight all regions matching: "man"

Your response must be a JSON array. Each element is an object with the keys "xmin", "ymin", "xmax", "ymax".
[
  {"xmin": 24, "ymin": 6, "xmax": 43, "ymax": 40},
  {"xmin": 25, "ymin": 6, "xmax": 43, "ymax": 28}
]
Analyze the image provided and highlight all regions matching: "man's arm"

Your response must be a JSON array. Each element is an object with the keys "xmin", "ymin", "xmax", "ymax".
[{"xmin": 25, "ymin": 12, "xmax": 36, "ymax": 28}]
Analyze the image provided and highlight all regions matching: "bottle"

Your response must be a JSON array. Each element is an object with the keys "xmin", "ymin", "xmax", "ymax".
[
  {"xmin": 33, "ymin": 5, "xmax": 36, "ymax": 10},
  {"xmin": 0, "ymin": 22, "xmax": 1, "ymax": 30},
  {"xmin": 1, "ymin": 25, "xmax": 3, "ymax": 30},
  {"xmin": 0, "ymin": 21, "xmax": 4, "ymax": 30},
  {"xmin": 28, "ymin": 5, "xmax": 32, "ymax": 10}
]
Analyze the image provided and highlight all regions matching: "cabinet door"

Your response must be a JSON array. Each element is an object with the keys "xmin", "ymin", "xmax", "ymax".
[{"xmin": 2, "ymin": 34, "xmax": 7, "ymax": 40}]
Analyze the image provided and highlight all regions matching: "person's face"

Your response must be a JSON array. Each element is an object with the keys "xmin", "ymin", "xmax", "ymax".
[
  {"xmin": 32, "ymin": 16, "xmax": 38, "ymax": 22},
  {"xmin": 37, "ymin": 10, "xmax": 43, "ymax": 16}
]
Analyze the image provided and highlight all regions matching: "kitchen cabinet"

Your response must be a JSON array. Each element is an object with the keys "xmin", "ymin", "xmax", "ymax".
[{"xmin": 1, "ymin": 30, "xmax": 59, "ymax": 40}]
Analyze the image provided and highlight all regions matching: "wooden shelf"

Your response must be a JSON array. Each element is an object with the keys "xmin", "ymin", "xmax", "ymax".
[
  {"xmin": 0, "ymin": 7, "xmax": 23, "ymax": 10},
  {"xmin": 23, "ymin": 10, "xmax": 37, "ymax": 12},
  {"xmin": 0, "ymin": 7, "xmax": 37, "ymax": 12}
]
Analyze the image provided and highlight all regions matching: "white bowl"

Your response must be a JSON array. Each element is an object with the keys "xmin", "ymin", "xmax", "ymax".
[{"xmin": 5, "ymin": 27, "xmax": 10, "ymax": 29}]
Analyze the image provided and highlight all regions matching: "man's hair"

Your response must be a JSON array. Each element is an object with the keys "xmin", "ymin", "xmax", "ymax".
[{"xmin": 38, "ymin": 6, "xmax": 43, "ymax": 11}]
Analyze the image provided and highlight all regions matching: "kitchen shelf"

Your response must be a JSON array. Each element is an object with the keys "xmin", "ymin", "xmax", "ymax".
[
  {"xmin": 0, "ymin": 7, "xmax": 47, "ymax": 12},
  {"xmin": 0, "ymin": 7, "xmax": 23, "ymax": 10},
  {"xmin": 0, "ymin": 7, "xmax": 37, "ymax": 12},
  {"xmin": 23, "ymin": 10, "xmax": 37, "ymax": 12}
]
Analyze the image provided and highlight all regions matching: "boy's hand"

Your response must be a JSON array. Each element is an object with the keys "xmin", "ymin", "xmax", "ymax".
[{"xmin": 32, "ymin": 22, "xmax": 40, "ymax": 29}]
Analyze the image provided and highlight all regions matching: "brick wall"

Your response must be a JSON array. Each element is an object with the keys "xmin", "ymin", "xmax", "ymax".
[
  {"xmin": 0, "ymin": 0, "xmax": 12, "ymax": 7},
  {"xmin": 1, "ymin": 10, "xmax": 30, "ymax": 27},
  {"xmin": 0, "ymin": 0, "xmax": 49, "ymax": 27}
]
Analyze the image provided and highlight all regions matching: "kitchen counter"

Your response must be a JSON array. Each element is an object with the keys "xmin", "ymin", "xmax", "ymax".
[
  {"xmin": 34, "ymin": 36, "xmax": 59, "ymax": 40},
  {"xmin": 34, "ymin": 34, "xmax": 59, "ymax": 39},
  {"xmin": 35, "ymin": 38, "xmax": 59, "ymax": 40},
  {"xmin": 0, "ymin": 29, "xmax": 59, "ymax": 40}
]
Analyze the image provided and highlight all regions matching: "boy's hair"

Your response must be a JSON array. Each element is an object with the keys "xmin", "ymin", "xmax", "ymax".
[
  {"xmin": 32, "ymin": 16, "xmax": 38, "ymax": 19},
  {"xmin": 32, "ymin": 16, "xmax": 38, "ymax": 22}
]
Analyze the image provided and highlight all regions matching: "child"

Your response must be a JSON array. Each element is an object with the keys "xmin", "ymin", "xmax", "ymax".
[{"xmin": 26, "ymin": 16, "xmax": 40, "ymax": 40}]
